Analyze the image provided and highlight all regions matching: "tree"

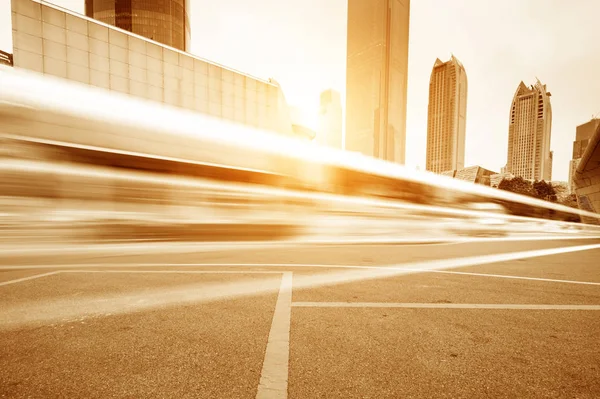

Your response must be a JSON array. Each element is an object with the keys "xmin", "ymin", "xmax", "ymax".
[
  {"xmin": 532, "ymin": 180, "xmax": 556, "ymax": 201},
  {"xmin": 497, "ymin": 176, "xmax": 536, "ymax": 197},
  {"xmin": 559, "ymin": 193, "xmax": 579, "ymax": 209}
]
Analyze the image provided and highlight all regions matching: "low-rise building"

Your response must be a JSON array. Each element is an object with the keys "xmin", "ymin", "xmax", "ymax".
[
  {"xmin": 443, "ymin": 165, "xmax": 497, "ymax": 186},
  {"xmin": 10, "ymin": 0, "xmax": 294, "ymax": 136}
]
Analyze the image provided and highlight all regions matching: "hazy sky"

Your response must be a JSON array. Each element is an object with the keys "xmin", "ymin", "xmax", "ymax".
[{"xmin": 2, "ymin": 0, "xmax": 600, "ymax": 181}]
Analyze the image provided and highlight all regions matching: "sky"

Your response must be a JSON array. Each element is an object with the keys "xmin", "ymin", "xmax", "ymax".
[{"xmin": 2, "ymin": 0, "xmax": 600, "ymax": 181}]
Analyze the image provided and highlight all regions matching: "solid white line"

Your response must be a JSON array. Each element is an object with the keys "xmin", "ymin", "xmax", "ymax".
[
  {"xmin": 256, "ymin": 272, "xmax": 293, "ymax": 399},
  {"xmin": 0, "ymin": 271, "xmax": 60, "ymax": 287},
  {"xmin": 61, "ymin": 270, "xmax": 282, "ymax": 274},
  {"xmin": 283, "ymin": 243, "xmax": 600, "ymax": 292},
  {"xmin": 73, "ymin": 263, "xmax": 597, "ymax": 286},
  {"xmin": 429, "ymin": 270, "xmax": 600, "ymax": 286},
  {"xmin": 453, "ymin": 235, "xmax": 600, "ymax": 244},
  {"xmin": 6, "ymin": 242, "xmax": 599, "ymax": 286},
  {"xmin": 0, "ymin": 272, "xmax": 286, "ymax": 329},
  {"xmin": 2, "ymin": 243, "xmax": 600, "ymax": 292},
  {"xmin": 292, "ymin": 302, "xmax": 600, "ymax": 310},
  {"xmin": 0, "ymin": 262, "xmax": 373, "ymax": 270}
]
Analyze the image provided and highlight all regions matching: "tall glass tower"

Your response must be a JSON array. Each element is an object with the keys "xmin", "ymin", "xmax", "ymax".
[
  {"xmin": 345, "ymin": 0, "xmax": 410, "ymax": 164},
  {"xmin": 426, "ymin": 56, "xmax": 468, "ymax": 174},
  {"xmin": 85, "ymin": 0, "xmax": 191, "ymax": 51}
]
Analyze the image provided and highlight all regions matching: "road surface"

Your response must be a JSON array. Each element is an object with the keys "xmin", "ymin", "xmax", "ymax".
[{"xmin": 1, "ymin": 236, "xmax": 600, "ymax": 398}]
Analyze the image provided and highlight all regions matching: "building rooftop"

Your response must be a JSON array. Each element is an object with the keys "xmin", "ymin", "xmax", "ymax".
[{"xmin": 35, "ymin": 0, "xmax": 277, "ymax": 87}]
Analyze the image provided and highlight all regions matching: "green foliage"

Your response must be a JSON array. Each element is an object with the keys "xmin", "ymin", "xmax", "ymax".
[
  {"xmin": 498, "ymin": 177, "xmax": 558, "ymax": 202},
  {"xmin": 532, "ymin": 180, "xmax": 556, "ymax": 200},
  {"xmin": 559, "ymin": 193, "xmax": 579, "ymax": 209},
  {"xmin": 497, "ymin": 176, "xmax": 535, "ymax": 197}
]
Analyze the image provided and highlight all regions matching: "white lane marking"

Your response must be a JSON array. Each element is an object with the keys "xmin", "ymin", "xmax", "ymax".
[
  {"xmin": 428, "ymin": 270, "xmax": 600, "ymax": 286},
  {"xmin": 0, "ymin": 270, "xmax": 282, "ymax": 288},
  {"xmin": 0, "ymin": 271, "xmax": 286, "ymax": 329},
  {"xmin": 0, "ymin": 271, "xmax": 60, "ymax": 287},
  {"xmin": 54, "ymin": 264, "xmax": 600, "ymax": 286},
  {"xmin": 282, "ymin": 243, "xmax": 600, "ymax": 292},
  {"xmin": 0, "ymin": 263, "xmax": 367, "ymax": 270},
  {"xmin": 292, "ymin": 302, "xmax": 600, "ymax": 310},
  {"xmin": 0, "ymin": 263, "xmax": 380, "ymax": 271},
  {"xmin": 5, "ymin": 243, "xmax": 600, "ymax": 286},
  {"xmin": 256, "ymin": 272, "xmax": 293, "ymax": 399},
  {"xmin": 61, "ymin": 271, "xmax": 283, "ymax": 276},
  {"xmin": 0, "ymin": 234, "xmax": 598, "ymax": 257},
  {"xmin": 453, "ymin": 235, "xmax": 600, "ymax": 244}
]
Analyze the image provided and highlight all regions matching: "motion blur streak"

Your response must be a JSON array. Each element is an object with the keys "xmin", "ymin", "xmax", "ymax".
[
  {"xmin": 1, "ymin": 66, "xmax": 600, "ymax": 248},
  {"xmin": 2, "ymin": 242, "xmax": 600, "ymax": 330}
]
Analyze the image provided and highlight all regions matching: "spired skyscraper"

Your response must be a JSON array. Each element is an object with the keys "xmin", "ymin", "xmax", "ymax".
[
  {"xmin": 345, "ymin": 0, "xmax": 410, "ymax": 163},
  {"xmin": 425, "ymin": 56, "xmax": 468, "ymax": 174},
  {"xmin": 85, "ymin": 0, "xmax": 191, "ymax": 51},
  {"xmin": 505, "ymin": 79, "xmax": 553, "ymax": 181}
]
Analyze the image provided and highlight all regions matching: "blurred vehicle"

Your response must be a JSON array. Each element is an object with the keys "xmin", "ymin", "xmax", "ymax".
[
  {"xmin": 441, "ymin": 203, "xmax": 509, "ymax": 237},
  {"xmin": 466, "ymin": 203, "xmax": 509, "ymax": 237},
  {"xmin": 1, "ymin": 66, "xmax": 600, "ymax": 244}
]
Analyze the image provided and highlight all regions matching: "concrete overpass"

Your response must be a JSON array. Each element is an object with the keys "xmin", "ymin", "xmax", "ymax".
[{"xmin": 574, "ymin": 122, "xmax": 600, "ymax": 219}]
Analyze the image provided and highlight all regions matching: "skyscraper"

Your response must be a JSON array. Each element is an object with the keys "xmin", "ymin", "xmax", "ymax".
[
  {"xmin": 317, "ymin": 89, "xmax": 343, "ymax": 149},
  {"xmin": 345, "ymin": 0, "xmax": 410, "ymax": 163},
  {"xmin": 505, "ymin": 79, "xmax": 553, "ymax": 181},
  {"xmin": 569, "ymin": 118, "xmax": 600, "ymax": 193},
  {"xmin": 85, "ymin": 0, "xmax": 191, "ymax": 51},
  {"xmin": 425, "ymin": 56, "xmax": 467, "ymax": 173}
]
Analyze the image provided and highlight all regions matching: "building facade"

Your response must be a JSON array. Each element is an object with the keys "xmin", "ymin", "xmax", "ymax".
[
  {"xmin": 569, "ymin": 118, "xmax": 600, "ymax": 193},
  {"xmin": 572, "ymin": 121, "xmax": 600, "ymax": 218},
  {"xmin": 317, "ymin": 89, "xmax": 343, "ymax": 149},
  {"xmin": 425, "ymin": 56, "xmax": 467, "ymax": 173},
  {"xmin": 442, "ymin": 165, "xmax": 496, "ymax": 186},
  {"xmin": 345, "ymin": 0, "xmax": 410, "ymax": 163},
  {"xmin": 505, "ymin": 79, "xmax": 553, "ymax": 181},
  {"xmin": 10, "ymin": 0, "xmax": 293, "ymax": 136},
  {"xmin": 84, "ymin": 0, "xmax": 191, "ymax": 52}
]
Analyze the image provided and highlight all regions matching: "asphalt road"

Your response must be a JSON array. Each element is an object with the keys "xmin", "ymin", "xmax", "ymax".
[{"xmin": 1, "ymin": 236, "xmax": 600, "ymax": 398}]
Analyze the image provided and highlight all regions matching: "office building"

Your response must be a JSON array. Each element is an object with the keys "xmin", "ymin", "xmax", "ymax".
[
  {"xmin": 345, "ymin": 0, "xmax": 410, "ymax": 163},
  {"xmin": 10, "ymin": 0, "xmax": 293, "ymax": 136},
  {"xmin": 425, "ymin": 55, "xmax": 467, "ymax": 173},
  {"xmin": 317, "ymin": 89, "xmax": 343, "ymax": 149},
  {"xmin": 505, "ymin": 79, "xmax": 553, "ymax": 181},
  {"xmin": 569, "ymin": 118, "xmax": 600, "ymax": 193},
  {"xmin": 84, "ymin": 0, "xmax": 191, "ymax": 51}
]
